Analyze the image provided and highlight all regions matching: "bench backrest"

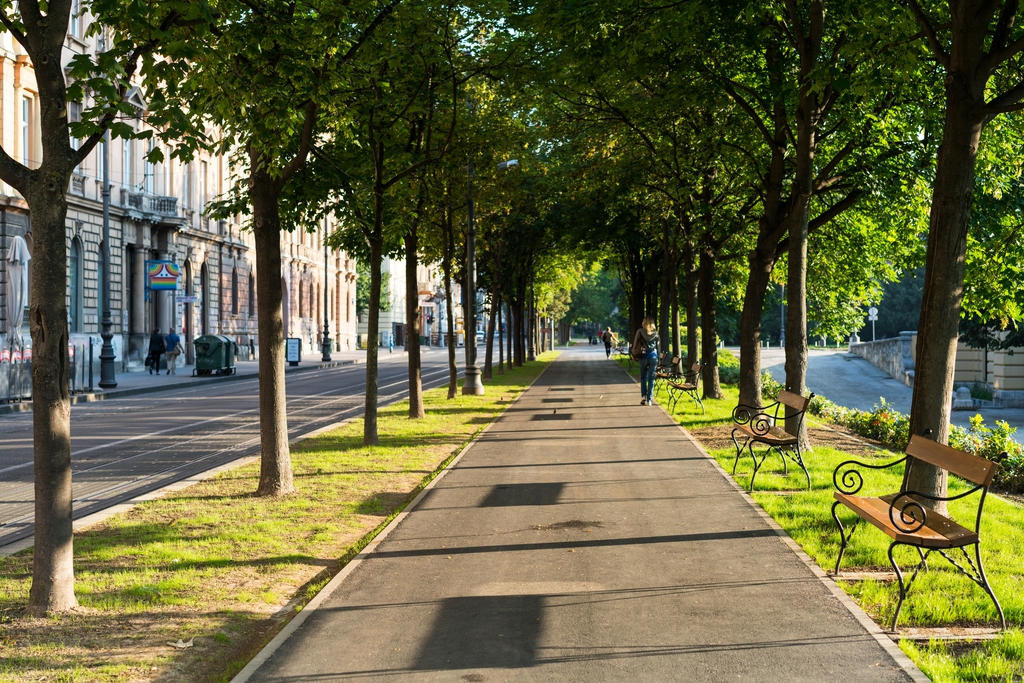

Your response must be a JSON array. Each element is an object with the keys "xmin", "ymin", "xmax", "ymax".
[
  {"xmin": 778, "ymin": 390, "xmax": 810, "ymax": 413},
  {"xmin": 689, "ymin": 362, "xmax": 702, "ymax": 384},
  {"xmin": 905, "ymin": 435, "xmax": 998, "ymax": 487}
]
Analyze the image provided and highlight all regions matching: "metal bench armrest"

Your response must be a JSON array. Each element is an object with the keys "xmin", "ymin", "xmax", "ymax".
[{"xmin": 832, "ymin": 456, "xmax": 908, "ymax": 495}]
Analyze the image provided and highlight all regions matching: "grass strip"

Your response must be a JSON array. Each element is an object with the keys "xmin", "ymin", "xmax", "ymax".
[
  {"xmin": 615, "ymin": 358, "xmax": 1024, "ymax": 683},
  {"xmin": 0, "ymin": 352, "xmax": 558, "ymax": 683}
]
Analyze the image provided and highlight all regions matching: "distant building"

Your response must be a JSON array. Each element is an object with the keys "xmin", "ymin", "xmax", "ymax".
[{"xmin": 0, "ymin": 15, "xmax": 358, "ymax": 378}]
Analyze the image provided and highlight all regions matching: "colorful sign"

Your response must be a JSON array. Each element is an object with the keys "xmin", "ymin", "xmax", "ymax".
[
  {"xmin": 1, "ymin": 349, "xmax": 9, "ymax": 363},
  {"xmin": 148, "ymin": 261, "xmax": 181, "ymax": 291},
  {"xmin": 12, "ymin": 350, "xmax": 21, "ymax": 362},
  {"xmin": 22, "ymin": 348, "xmax": 31, "ymax": 362}
]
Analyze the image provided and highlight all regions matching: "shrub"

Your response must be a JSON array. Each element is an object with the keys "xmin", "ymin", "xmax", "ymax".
[
  {"xmin": 761, "ymin": 372, "xmax": 783, "ymax": 401},
  {"xmin": 718, "ymin": 349, "xmax": 740, "ymax": 385},
  {"xmin": 808, "ymin": 395, "xmax": 1024, "ymax": 493}
]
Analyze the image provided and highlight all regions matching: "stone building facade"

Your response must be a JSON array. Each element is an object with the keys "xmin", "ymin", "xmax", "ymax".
[{"xmin": 0, "ymin": 16, "xmax": 358, "ymax": 377}]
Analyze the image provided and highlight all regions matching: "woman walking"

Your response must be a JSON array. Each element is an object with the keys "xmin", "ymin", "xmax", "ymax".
[{"xmin": 632, "ymin": 317, "xmax": 659, "ymax": 405}]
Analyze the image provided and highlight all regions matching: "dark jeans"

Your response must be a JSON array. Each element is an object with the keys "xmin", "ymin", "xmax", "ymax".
[
  {"xmin": 604, "ymin": 341, "xmax": 612, "ymax": 357},
  {"xmin": 638, "ymin": 352, "xmax": 658, "ymax": 401}
]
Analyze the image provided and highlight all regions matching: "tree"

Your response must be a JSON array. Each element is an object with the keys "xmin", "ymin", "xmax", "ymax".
[
  {"xmin": 905, "ymin": 0, "xmax": 1024, "ymax": 502},
  {"xmin": 0, "ymin": 0, "xmax": 205, "ymax": 615},
  {"xmin": 117, "ymin": 0, "xmax": 399, "ymax": 495}
]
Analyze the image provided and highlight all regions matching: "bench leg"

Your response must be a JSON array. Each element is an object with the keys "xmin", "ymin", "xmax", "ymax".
[
  {"xmin": 730, "ymin": 430, "xmax": 749, "ymax": 475},
  {"xmin": 888, "ymin": 542, "xmax": 907, "ymax": 631},
  {"xmin": 888, "ymin": 543, "xmax": 930, "ymax": 631},
  {"xmin": 974, "ymin": 543, "xmax": 1007, "ymax": 630},
  {"xmin": 791, "ymin": 445, "xmax": 811, "ymax": 491},
  {"xmin": 687, "ymin": 389, "xmax": 705, "ymax": 415},
  {"xmin": 831, "ymin": 501, "xmax": 859, "ymax": 576},
  {"xmin": 748, "ymin": 443, "xmax": 767, "ymax": 492}
]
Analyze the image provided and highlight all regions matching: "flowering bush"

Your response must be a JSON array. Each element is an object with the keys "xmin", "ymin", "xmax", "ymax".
[{"xmin": 804, "ymin": 394, "xmax": 1024, "ymax": 492}]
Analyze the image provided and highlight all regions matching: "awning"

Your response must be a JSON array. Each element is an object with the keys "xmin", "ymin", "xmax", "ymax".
[{"xmin": 419, "ymin": 302, "xmax": 436, "ymax": 308}]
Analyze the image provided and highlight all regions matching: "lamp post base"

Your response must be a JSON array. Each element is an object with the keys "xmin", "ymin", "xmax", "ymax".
[
  {"xmin": 322, "ymin": 335, "xmax": 332, "ymax": 362},
  {"xmin": 462, "ymin": 364, "xmax": 485, "ymax": 395},
  {"xmin": 98, "ymin": 323, "xmax": 117, "ymax": 389}
]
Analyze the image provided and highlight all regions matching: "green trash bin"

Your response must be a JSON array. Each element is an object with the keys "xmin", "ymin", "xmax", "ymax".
[{"xmin": 193, "ymin": 334, "xmax": 237, "ymax": 376}]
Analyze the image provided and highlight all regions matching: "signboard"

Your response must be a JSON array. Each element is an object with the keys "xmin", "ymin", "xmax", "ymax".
[
  {"xmin": 147, "ymin": 261, "xmax": 181, "ymax": 291},
  {"xmin": 285, "ymin": 337, "xmax": 301, "ymax": 366},
  {"xmin": 868, "ymin": 306, "xmax": 879, "ymax": 322},
  {"xmin": 177, "ymin": 295, "xmax": 198, "ymax": 303},
  {"xmin": 23, "ymin": 348, "xmax": 31, "ymax": 362}
]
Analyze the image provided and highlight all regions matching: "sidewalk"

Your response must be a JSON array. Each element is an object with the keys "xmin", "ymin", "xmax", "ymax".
[{"xmin": 236, "ymin": 349, "xmax": 923, "ymax": 682}]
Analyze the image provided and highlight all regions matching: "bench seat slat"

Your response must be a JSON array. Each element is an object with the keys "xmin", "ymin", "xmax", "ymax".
[
  {"xmin": 834, "ymin": 492, "xmax": 978, "ymax": 548},
  {"xmin": 734, "ymin": 422, "xmax": 797, "ymax": 446}
]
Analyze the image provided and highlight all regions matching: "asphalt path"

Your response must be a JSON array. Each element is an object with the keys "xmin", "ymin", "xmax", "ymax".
[
  {"xmin": 241, "ymin": 348, "xmax": 918, "ymax": 682},
  {"xmin": 0, "ymin": 350, "xmax": 461, "ymax": 548}
]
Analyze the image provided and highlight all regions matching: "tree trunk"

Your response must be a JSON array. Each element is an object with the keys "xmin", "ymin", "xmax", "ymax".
[
  {"xmin": 497, "ymin": 295, "xmax": 504, "ymax": 374},
  {"xmin": 683, "ymin": 242, "xmax": 699, "ymax": 368},
  {"xmin": 660, "ymin": 223, "xmax": 672, "ymax": 355},
  {"xmin": 27, "ymin": 186, "xmax": 77, "ymax": 615},
  {"xmin": 671, "ymin": 266, "xmax": 681, "ymax": 369},
  {"xmin": 738, "ymin": 249, "xmax": 777, "ymax": 409},
  {"xmin": 364, "ymin": 235, "xmax": 384, "ymax": 442},
  {"xmin": 506, "ymin": 302, "xmax": 513, "ymax": 369},
  {"xmin": 484, "ymin": 283, "xmax": 497, "ymax": 379},
  {"xmin": 514, "ymin": 292, "xmax": 525, "ymax": 366},
  {"xmin": 698, "ymin": 247, "xmax": 723, "ymax": 399},
  {"xmin": 404, "ymin": 228, "xmax": 423, "ymax": 418},
  {"xmin": 251, "ymin": 173, "xmax": 293, "ymax": 496},
  {"xmin": 783, "ymin": 126, "xmax": 815, "ymax": 450},
  {"xmin": 443, "ymin": 214, "xmax": 458, "ymax": 399},
  {"xmin": 907, "ymin": 101, "xmax": 986, "ymax": 503}
]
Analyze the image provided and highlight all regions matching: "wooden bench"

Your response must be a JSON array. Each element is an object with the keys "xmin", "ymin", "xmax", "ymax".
[
  {"xmin": 654, "ymin": 354, "xmax": 682, "ymax": 391},
  {"xmin": 664, "ymin": 362, "xmax": 703, "ymax": 414},
  {"xmin": 731, "ymin": 390, "xmax": 813, "ymax": 491},
  {"xmin": 831, "ymin": 434, "xmax": 1005, "ymax": 631}
]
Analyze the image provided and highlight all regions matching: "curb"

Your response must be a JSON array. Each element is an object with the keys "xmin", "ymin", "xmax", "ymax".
[
  {"xmin": 633, "ymin": 367, "xmax": 930, "ymax": 683},
  {"xmin": 229, "ymin": 358, "xmax": 557, "ymax": 683},
  {"xmin": 0, "ymin": 359, "xmax": 363, "ymax": 416}
]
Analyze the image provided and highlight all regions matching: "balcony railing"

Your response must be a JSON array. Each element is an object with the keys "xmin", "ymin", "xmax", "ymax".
[
  {"xmin": 70, "ymin": 174, "xmax": 85, "ymax": 196},
  {"xmin": 122, "ymin": 189, "xmax": 179, "ymax": 218}
]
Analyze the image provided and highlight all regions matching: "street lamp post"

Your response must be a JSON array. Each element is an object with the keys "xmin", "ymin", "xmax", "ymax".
[
  {"xmin": 321, "ymin": 217, "xmax": 331, "ymax": 362},
  {"xmin": 98, "ymin": 129, "xmax": 117, "ymax": 388},
  {"xmin": 462, "ymin": 159, "xmax": 485, "ymax": 395}
]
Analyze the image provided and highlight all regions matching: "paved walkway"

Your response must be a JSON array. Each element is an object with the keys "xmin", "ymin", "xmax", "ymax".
[{"xmin": 239, "ymin": 349, "xmax": 920, "ymax": 682}]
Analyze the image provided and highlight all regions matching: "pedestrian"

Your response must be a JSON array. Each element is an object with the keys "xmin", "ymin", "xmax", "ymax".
[
  {"xmin": 148, "ymin": 328, "xmax": 165, "ymax": 376},
  {"xmin": 249, "ymin": 337, "xmax": 256, "ymax": 359},
  {"xmin": 164, "ymin": 327, "xmax": 184, "ymax": 375},
  {"xmin": 602, "ymin": 327, "xmax": 614, "ymax": 358},
  {"xmin": 631, "ymin": 317, "xmax": 660, "ymax": 406},
  {"xmin": 389, "ymin": 333, "xmax": 394, "ymax": 354}
]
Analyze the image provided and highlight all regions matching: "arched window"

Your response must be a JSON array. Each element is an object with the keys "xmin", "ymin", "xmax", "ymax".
[
  {"xmin": 248, "ymin": 272, "xmax": 255, "ymax": 317},
  {"xmin": 69, "ymin": 237, "xmax": 83, "ymax": 332},
  {"xmin": 231, "ymin": 267, "xmax": 239, "ymax": 315}
]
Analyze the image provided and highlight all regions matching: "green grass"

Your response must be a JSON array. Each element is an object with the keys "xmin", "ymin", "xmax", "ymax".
[
  {"xmin": 623, "ymin": 360, "xmax": 1024, "ymax": 682},
  {"xmin": 0, "ymin": 352, "xmax": 558, "ymax": 683}
]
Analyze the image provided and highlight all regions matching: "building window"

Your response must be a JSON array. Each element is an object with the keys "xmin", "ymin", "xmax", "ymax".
[
  {"xmin": 21, "ymin": 97, "xmax": 32, "ymax": 166},
  {"xmin": 144, "ymin": 140, "xmax": 154, "ymax": 194},
  {"xmin": 70, "ymin": 0, "xmax": 82, "ymax": 37},
  {"xmin": 248, "ymin": 272, "xmax": 255, "ymax": 316},
  {"xmin": 231, "ymin": 268, "xmax": 239, "ymax": 315},
  {"xmin": 122, "ymin": 137, "xmax": 132, "ymax": 188},
  {"xmin": 200, "ymin": 161, "xmax": 208, "ymax": 213},
  {"xmin": 69, "ymin": 238, "xmax": 83, "ymax": 332},
  {"xmin": 298, "ymin": 278, "xmax": 305, "ymax": 318},
  {"xmin": 183, "ymin": 162, "xmax": 191, "ymax": 209}
]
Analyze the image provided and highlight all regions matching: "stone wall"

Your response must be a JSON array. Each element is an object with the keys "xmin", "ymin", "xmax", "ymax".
[{"xmin": 849, "ymin": 331, "xmax": 916, "ymax": 387}]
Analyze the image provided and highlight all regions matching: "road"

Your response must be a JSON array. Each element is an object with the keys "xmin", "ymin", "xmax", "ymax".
[
  {"xmin": 0, "ymin": 350, "xmax": 460, "ymax": 549},
  {"xmin": 757, "ymin": 347, "xmax": 1024, "ymax": 432}
]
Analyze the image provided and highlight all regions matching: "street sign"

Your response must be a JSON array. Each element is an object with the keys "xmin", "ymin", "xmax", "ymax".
[
  {"xmin": 868, "ymin": 307, "xmax": 878, "ymax": 315},
  {"xmin": 177, "ymin": 295, "xmax": 198, "ymax": 303},
  {"xmin": 868, "ymin": 313, "xmax": 878, "ymax": 321},
  {"xmin": 286, "ymin": 337, "xmax": 301, "ymax": 366}
]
